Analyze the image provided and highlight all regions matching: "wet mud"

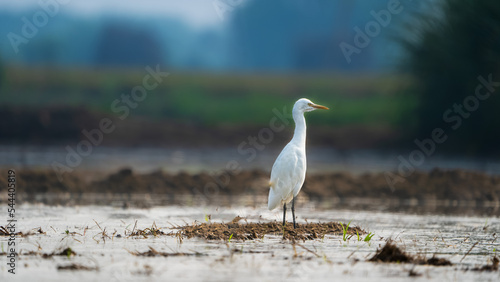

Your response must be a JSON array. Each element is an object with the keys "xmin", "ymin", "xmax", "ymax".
[
  {"xmin": 57, "ymin": 263, "xmax": 98, "ymax": 271},
  {"xmin": 370, "ymin": 240, "xmax": 499, "ymax": 273},
  {"xmin": 2, "ymin": 204, "xmax": 499, "ymax": 280},
  {"xmin": 2, "ymin": 168, "xmax": 498, "ymax": 201},
  {"xmin": 130, "ymin": 247, "xmax": 206, "ymax": 257},
  {"xmin": 369, "ymin": 240, "xmax": 452, "ymax": 266},
  {"xmin": 1, "ymin": 168, "xmax": 499, "ymax": 215}
]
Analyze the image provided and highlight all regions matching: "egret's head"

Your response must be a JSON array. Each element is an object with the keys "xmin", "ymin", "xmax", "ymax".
[{"xmin": 294, "ymin": 98, "xmax": 329, "ymax": 113}]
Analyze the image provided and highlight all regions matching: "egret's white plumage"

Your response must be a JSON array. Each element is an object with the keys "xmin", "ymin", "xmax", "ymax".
[{"xmin": 268, "ymin": 98, "xmax": 328, "ymax": 228}]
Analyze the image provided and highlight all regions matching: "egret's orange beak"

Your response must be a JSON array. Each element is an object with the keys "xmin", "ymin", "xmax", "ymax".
[{"xmin": 311, "ymin": 103, "xmax": 329, "ymax": 110}]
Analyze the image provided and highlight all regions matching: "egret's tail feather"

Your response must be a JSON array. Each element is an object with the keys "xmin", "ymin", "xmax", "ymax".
[{"xmin": 268, "ymin": 189, "xmax": 281, "ymax": 211}]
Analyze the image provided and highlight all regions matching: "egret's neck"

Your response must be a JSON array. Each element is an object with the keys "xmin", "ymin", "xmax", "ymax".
[{"xmin": 291, "ymin": 109, "xmax": 307, "ymax": 147}]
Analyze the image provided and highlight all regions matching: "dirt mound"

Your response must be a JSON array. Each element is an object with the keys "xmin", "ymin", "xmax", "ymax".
[
  {"xmin": 1, "ymin": 168, "xmax": 499, "ymax": 212},
  {"xmin": 130, "ymin": 247, "xmax": 205, "ymax": 257},
  {"xmin": 368, "ymin": 240, "xmax": 452, "ymax": 266},
  {"xmin": 88, "ymin": 168, "xmax": 269, "ymax": 195},
  {"xmin": 87, "ymin": 167, "xmax": 500, "ymax": 203},
  {"xmin": 304, "ymin": 168, "xmax": 500, "ymax": 201},
  {"xmin": 176, "ymin": 220, "xmax": 364, "ymax": 241},
  {"xmin": 369, "ymin": 241, "xmax": 452, "ymax": 266},
  {"xmin": 369, "ymin": 241, "xmax": 412, "ymax": 263},
  {"xmin": 0, "ymin": 169, "xmax": 86, "ymax": 194}
]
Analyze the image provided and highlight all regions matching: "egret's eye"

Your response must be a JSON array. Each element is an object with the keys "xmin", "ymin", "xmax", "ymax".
[{"xmin": 307, "ymin": 103, "xmax": 313, "ymax": 106}]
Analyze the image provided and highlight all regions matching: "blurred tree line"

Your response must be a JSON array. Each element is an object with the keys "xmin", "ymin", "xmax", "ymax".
[
  {"xmin": 401, "ymin": 0, "xmax": 500, "ymax": 155},
  {"xmin": 0, "ymin": 55, "xmax": 4, "ymax": 89}
]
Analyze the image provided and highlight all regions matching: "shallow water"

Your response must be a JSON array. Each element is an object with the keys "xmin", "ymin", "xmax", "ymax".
[
  {"xmin": 1, "ymin": 145, "xmax": 499, "ymax": 175},
  {"xmin": 1, "ymin": 204, "xmax": 499, "ymax": 281}
]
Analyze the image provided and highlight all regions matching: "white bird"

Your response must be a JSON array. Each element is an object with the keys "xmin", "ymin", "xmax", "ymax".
[{"xmin": 268, "ymin": 98, "xmax": 329, "ymax": 228}]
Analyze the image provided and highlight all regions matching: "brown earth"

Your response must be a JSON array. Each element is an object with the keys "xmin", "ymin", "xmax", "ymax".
[
  {"xmin": 369, "ymin": 240, "xmax": 452, "ymax": 266},
  {"xmin": 1, "ymin": 167, "xmax": 499, "ymax": 202}
]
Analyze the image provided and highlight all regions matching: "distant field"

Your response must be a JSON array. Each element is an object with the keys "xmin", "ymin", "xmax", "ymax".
[{"xmin": 1, "ymin": 66, "xmax": 418, "ymax": 129}]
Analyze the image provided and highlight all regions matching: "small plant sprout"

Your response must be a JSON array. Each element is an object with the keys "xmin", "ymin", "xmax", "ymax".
[
  {"xmin": 340, "ymin": 221, "xmax": 351, "ymax": 242},
  {"xmin": 228, "ymin": 234, "xmax": 233, "ymax": 243},
  {"xmin": 66, "ymin": 248, "xmax": 73, "ymax": 259},
  {"xmin": 205, "ymin": 214, "xmax": 211, "ymax": 222},
  {"xmin": 356, "ymin": 230, "xmax": 361, "ymax": 241},
  {"xmin": 364, "ymin": 232, "xmax": 375, "ymax": 242}
]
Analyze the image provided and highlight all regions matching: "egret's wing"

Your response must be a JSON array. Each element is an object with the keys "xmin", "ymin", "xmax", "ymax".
[{"xmin": 268, "ymin": 144, "xmax": 305, "ymax": 210}]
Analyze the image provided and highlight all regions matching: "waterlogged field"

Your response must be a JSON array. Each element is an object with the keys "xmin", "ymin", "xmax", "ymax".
[{"xmin": 1, "ymin": 203, "xmax": 499, "ymax": 281}]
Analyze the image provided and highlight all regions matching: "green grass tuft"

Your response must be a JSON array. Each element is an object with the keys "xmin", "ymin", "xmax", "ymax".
[
  {"xmin": 364, "ymin": 232, "xmax": 375, "ymax": 242},
  {"xmin": 340, "ymin": 221, "xmax": 351, "ymax": 242}
]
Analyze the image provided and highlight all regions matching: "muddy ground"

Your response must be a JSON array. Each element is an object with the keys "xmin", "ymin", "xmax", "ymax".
[
  {"xmin": 0, "ymin": 167, "xmax": 498, "ymax": 201},
  {"xmin": 0, "ymin": 167, "xmax": 499, "ymax": 210},
  {"xmin": 1, "ymin": 204, "xmax": 498, "ymax": 281}
]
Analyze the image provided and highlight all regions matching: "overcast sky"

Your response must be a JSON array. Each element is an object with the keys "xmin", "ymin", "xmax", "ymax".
[{"xmin": 0, "ymin": 0, "xmax": 223, "ymax": 27}]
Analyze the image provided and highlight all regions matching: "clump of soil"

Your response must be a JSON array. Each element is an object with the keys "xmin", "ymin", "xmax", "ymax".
[
  {"xmin": 472, "ymin": 256, "xmax": 499, "ymax": 272},
  {"xmin": 57, "ymin": 263, "xmax": 98, "ymax": 271},
  {"xmin": 369, "ymin": 241, "xmax": 412, "ymax": 263},
  {"xmin": 369, "ymin": 241, "xmax": 452, "ymax": 266},
  {"xmin": 425, "ymin": 257, "xmax": 453, "ymax": 266},
  {"xmin": 130, "ymin": 247, "xmax": 205, "ymax": 257},
  {"xmin": 176, "ymin": 220, "xmax": 364, "ymax": 241},
  {"xmin": 0, "ymin": 226, "xmax": 46, "ymax": 237},
  {"xmin": 42, "ymin": 247, "xmax": 76, "ymax": 259}
]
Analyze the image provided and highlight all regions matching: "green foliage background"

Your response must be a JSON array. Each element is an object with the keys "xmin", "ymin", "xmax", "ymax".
[
  {"xmin": 0, "ymin": 67, "xmax": 417, "ymax": 130},
  {"xmin": 400, "ymin": 0, "xmax": 500, "ymax": 155}
]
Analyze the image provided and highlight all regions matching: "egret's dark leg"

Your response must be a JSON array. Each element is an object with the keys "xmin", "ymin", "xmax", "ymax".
[
  {"xmin": 292, "ymin": 195, "xmax": 296, "ymax": 229},
  {"xmin": 283, "ymin": 203, "xmax": 287, "ymax": 227}
]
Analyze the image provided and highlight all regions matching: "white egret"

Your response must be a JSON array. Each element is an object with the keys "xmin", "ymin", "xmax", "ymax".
[{"xmin": 268, "ymin": 98, "xmax": 329, "ymax": 228}]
